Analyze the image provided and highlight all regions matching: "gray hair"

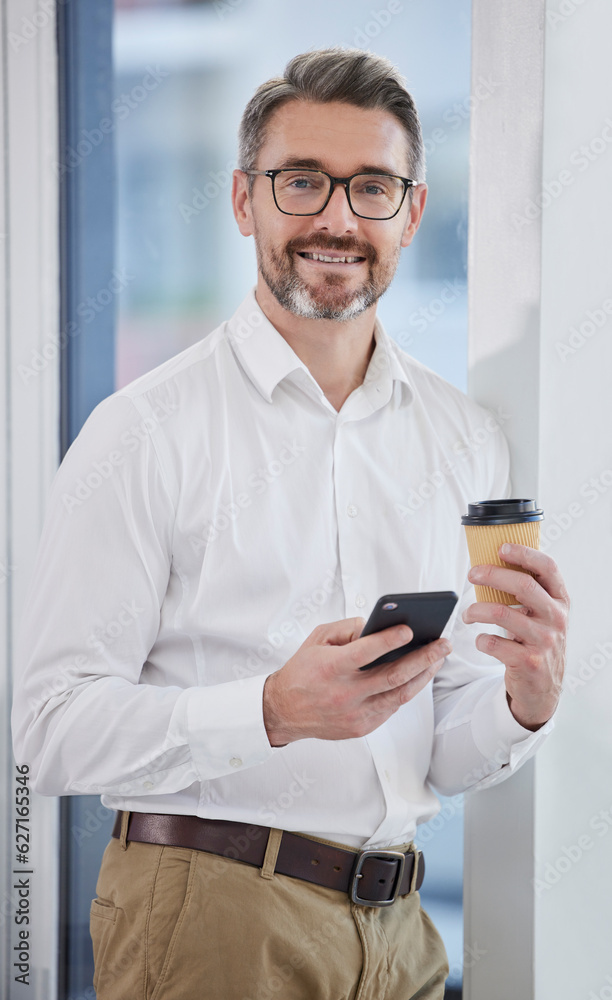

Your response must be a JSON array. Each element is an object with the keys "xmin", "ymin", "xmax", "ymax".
[{"xmin": 238, "ymin": 47, "xmax": 425, "ymax": 186}]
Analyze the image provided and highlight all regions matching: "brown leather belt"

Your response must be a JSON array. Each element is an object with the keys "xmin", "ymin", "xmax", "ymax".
[{"xmin": 111, "ymin": 811, "xmax": 424, "ymax": 907}]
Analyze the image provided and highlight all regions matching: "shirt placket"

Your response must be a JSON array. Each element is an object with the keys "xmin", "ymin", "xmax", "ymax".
[
  {"xmin": 332, "ymin": 411, "xmax": 371, "ymax": 619},
  {"xmin": 332, "ymin": 389, "xmax": 404, "ymax": 845}
]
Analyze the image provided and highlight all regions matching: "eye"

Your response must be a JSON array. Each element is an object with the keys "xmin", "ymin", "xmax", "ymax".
[
  {"xmin": 290, "ymin": 175, "xmax": 314, "ymax": 189},
  {"xmin": 276, "ymin": 170, "xmax": 325, "ymax": 192},
  {"xmin": 353, "ymin": 174, "xmax": 399, "ymax": 199},
  {"xmin": 359, "ymin": 179, "xmax": 390, "ymax": 196}
]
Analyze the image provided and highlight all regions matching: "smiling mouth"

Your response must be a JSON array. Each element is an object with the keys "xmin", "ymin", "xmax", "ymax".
[{"xmin": 297, "ymin": 251, "xmax": 366, "ymax": 264}]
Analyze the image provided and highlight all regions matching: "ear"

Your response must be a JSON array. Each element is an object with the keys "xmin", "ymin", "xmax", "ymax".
[
  {"xmin": 232, "ymin": 169, "xmax": 254, "ymax": 237},
  {"xmin": 400, "ymin": 184, "xmax": 428, "ymax": 248}
]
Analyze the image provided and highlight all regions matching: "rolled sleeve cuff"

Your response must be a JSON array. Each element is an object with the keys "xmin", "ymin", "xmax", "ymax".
[{"xmin": 185, "ymin": 674, "xmax": 276, "ymax": 781}]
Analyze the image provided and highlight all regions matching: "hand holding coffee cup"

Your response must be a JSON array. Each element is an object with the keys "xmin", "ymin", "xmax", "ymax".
[
  {"xmin": 461, "ymin": 499, "xmax": 544, "ymax": 605},
  {"xmin": 460, "ymin": 498, "xmax": 568, "ymax": 731}
]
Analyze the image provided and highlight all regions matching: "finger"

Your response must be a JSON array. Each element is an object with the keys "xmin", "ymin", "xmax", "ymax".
[
  {"xmin": 309, "ymin": 617, "xmax": 367, "ymax": 648},
  {"xmin": 343, "ymin": 623, "xmax": 414, "ymax": 671},
  {"xmin": 364, "ymin": 638, "xmax": 451, "ymax": 696},
  {"xmin": 470, "ymin": 565, "xmax": 568, "ymax": 635},
  {"xmin": 496, "ymin": 543, "xmax": 570, "ymax": 604},
  {"xmin": 468, "ymin": 563, "xmax": 553, "ymax": 619},
  {"xmin": 366, "ymin": 650, "xmax": 447, "ymax": 716},
  {"xmin": 472, "ymin": 629, "xmax": 548, "ymax": 671},
  {"xmin": 462, "ymin": 601, "xmax": 542, "ymax": 645}
]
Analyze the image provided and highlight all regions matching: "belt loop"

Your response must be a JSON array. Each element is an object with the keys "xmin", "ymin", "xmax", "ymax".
[
  {"xmin": 119, "ymin": 811, "xmax": 131, "ymax": 851},
  {"xmin": 260, "ymin": 828, "xmax": 283, "ymax": 880},
  {"xmin": 409, "ymin": 848, "xmax": 420, "ymax": 893}
]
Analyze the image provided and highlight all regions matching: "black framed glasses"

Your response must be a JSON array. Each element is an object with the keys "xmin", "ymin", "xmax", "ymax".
[{"xmin": 242, "ymin": 168, "xmax": 416, "ymax": 220}]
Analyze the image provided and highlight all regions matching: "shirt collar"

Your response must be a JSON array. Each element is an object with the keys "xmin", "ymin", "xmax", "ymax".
[
  {"xmin": 226, "ymin": 289, "xmax": 315, "ymax": 403},
  {"xmin": 364, "ymin": 318, "xmax": 413, "ymax": 407},
  {"xmin": 226, "ymin": 287, "xmax": 413, "ymax": 409}
]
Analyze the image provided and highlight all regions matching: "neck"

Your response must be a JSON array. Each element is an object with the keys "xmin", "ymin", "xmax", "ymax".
[{"xmin": 255, "ymin": 276, "xmax": 377, "ymax": 412}]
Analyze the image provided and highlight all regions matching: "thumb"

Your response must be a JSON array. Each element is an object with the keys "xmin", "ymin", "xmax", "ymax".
[{"xmin": 316, "ymin": 616, "xmax": 367, "ymax": 647}]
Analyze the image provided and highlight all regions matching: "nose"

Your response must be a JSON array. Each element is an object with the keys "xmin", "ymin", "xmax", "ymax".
[{"xmin": 312, "ymin": 181, "xmax": 359, "ymax": 235}]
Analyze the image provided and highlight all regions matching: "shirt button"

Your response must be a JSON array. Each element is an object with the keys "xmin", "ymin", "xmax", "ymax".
[
  {"xmin": 143, "ymin": 781, "xmax": 154, "ymax": 790},
  {"xmin": 355, "ymin": 594, "xmax": 366, "ymax": 609},
  {"xmin": 347, "ymin": 504, "xmax": 358, "ymax": 517},
  {"xmin": 229, "ymin": 756, "xmax": 243, "ymax": 768}
]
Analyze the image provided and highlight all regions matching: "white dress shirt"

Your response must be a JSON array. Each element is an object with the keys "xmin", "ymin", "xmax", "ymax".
[{"xmin": 12, "ymin": 289, "xmax": 554, "ymax": 850}]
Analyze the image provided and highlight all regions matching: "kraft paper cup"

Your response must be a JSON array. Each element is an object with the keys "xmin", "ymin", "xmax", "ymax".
[{"xmin": 461, "ymin": 499, "xmax": 544, "ymax": 605}]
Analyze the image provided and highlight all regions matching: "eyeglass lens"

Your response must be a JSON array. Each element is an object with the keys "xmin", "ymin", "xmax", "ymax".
[{"xmin": 273, "ymin": 169, "xmax": 404, "ymax": 218}]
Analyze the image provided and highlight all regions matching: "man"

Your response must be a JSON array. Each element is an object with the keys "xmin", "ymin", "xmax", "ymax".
[{"xmin": 12, "ymin": 48, "xmax": 568, "ymax": 999}]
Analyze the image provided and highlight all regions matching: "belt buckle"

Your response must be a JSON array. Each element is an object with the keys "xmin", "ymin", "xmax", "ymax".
[{"xmin": 350, "ymin": 849, "xmax": 406, "ymax": 907}]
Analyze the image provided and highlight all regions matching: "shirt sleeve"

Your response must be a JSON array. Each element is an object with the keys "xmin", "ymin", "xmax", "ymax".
[
  {"xmin": 11, "ymin": 393, "xmax": 275, "ymax": 798},
  {"xmin": 426, "ymin": 409, "xmax": 556, "ymax": 796},
  {"xmin": 427, "ymin": 578, "xmax": 556, "ymax": 796}
]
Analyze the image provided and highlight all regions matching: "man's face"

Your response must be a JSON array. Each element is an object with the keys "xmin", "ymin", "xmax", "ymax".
[{"xmin": 233, "ymin": 100, "xmax": 427, "ymax": 322}]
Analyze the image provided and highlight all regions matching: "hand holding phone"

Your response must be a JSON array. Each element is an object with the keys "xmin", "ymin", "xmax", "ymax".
[
  {"xmin": 263, "ymin": 602, "xmax": 455, "ymax": 746},
  {"xmin": 359, "ymin": 591, "xmax": 458, "ymax": 670}
]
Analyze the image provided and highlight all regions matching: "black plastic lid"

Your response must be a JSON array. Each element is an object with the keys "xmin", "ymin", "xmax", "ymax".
[{"xmin": 461, "ymin": 498, "xmax": 544, "ymax": 525}]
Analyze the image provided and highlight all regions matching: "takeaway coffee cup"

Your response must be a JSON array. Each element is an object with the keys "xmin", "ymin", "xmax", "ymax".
[{"xmin": 461, "ymin": 499, "xmax": 544, "ymax": 605}]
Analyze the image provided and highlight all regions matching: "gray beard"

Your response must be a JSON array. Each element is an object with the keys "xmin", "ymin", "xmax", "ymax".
[
  {"xmin": 256, "ymin": 233, "xmax": 393, "ymax": 321},
  {"xmin": 260, "ymin": 267, "xmax": 377, "ymax": 321}
]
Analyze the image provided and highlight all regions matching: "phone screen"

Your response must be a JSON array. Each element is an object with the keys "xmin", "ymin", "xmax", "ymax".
[{"xmin": 359, "ymin": 591, "xmax": 458, "ymax": 670}]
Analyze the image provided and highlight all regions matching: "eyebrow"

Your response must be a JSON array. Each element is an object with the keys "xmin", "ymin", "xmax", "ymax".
[{"xmin": 276, "ymin": 156, "xmax": 404, "ymax": 177}]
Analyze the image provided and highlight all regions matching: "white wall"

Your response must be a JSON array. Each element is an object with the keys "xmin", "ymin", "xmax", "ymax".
[
  {"xmin": 537, "ymin": 0, "xmax": 612, "ymax": 994},
  {"xmin": 466, "ymin": 1, "xmax": 612, "ymax": 997},
  {"xmin": 1, "ymin": 2, "xmax": 60, "ymax": 997}
]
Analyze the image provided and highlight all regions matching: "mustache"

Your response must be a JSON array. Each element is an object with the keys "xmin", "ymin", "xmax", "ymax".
[{"xmin": 285, "ymin": 234, "xmax": 376, "ymax": 262}]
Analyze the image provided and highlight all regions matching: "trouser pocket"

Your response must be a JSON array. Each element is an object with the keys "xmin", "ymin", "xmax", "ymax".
[
  {"xmin": 90, "ymin": 837, "xmax": 187, "ymax": 1000},
  {"xmin": 90, "ymin": 897, "xmax": 117, "ymax": 993}
]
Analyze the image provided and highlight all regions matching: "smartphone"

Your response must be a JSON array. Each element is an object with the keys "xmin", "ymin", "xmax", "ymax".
[{"xmin": 358, "ymin": 591, "xmax": 458, "ymax": 670}]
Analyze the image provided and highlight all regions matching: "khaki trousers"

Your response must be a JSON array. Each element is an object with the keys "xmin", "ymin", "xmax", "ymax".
[{"xmin": 90, "ymin": 827, "xmax": 449, "ymax": 1000}]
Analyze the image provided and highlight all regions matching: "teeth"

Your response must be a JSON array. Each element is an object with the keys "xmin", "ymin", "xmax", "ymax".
[{"xmin": 302, "ymin": 252, "xmax": 361, "ymax": 263}]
